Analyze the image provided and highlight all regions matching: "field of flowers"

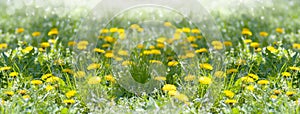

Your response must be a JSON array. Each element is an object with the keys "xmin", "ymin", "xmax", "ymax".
[{"xmin": 0, "ymin": 0, "xmax": 300, "ymax": 113}]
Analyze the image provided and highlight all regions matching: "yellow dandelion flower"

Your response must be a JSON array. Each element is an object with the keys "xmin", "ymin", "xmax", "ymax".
[
  {"xmin": 164, "ymin": 22, "xmax": 172, "ymax": 27},
  {"xmin": 241, "ymin": 28, "xmax": 252, "ymax": 36},
  {"xmin": 23, "ymin": 95, "xmax": 30, "ymax": 100},
  {"xmin": 168, "ymin": 61, "xmax": 179, "ymax": 67},
  {"xmin": 257, "ymin": 80, "xmax": 269, "ymax": 85},
  {"xmin": 225, "ymin": 99, "xmax": 237, "ymax": 105},
  {"xmin": 16, "ymin": 28, "xmax": 25, "ymax": 33},
  {"xmin": 45, "ymin": 85, "xmax": 54, "ymax": 91},
  {"xmin": 286, "ymin": 91, "xmax": 296, "ymax": 97},
  {"xmin": 9, "ymin": 72, "xmax": 19, "ymax": 77},
  {"xmin": 40, "ymin": 42, "xmax": 50, "ymax": 48},
  {"xmin": 292, "ymin": 43, "xmax": 300, "ymax": 49},
  {"xmin": 224, "ymin": 41, "xmax": 233, "ymax": 47},
  {"xmin": 77, "ymin": 45, "xmax": 87, "ymax": 50},
  {"xmin": 101, "ymin": 44, "xmax": 110, "ymax": 48},
  {"xmin": 241, "ymin": 77, "xmax": 254, "ymax": 83},
  {"xmin": 94, "ymin": 48, "xmax": 105, "ymax": 53},
  {"xmin": 270, "ymin": 95, "xmax": 277, "ymax": 99},
  {"xmin": 100, "ymin": 29, "xmax": 109, "ymax": 34},
  {"xmin": 199, "ymin": 76, "xmax": 212, "ymax": 85},
  {"xmin": 274, "ymin": 90, "xmax": 281, "ymax": 95},
  {"xmin": 214, "ymin": 45, "xmax": 223, "ymax": 50},
  {"xmin": 62, "ymin": 69, "xmax": 74, "ymax": 74},
  {"xmin": 250, "ymin": 42, "xmax": 260, "ymax": 48},
  {"xmin": 18, "ymin": 90, "xmax": 27, "ymax": 95},
  {"xmin": 87, "ymin": 63, "xmax": 101, "ymax": 70},
  {"xmin": 187, "ymin": 36, "xmax": 196, "ymax": 42},
  {"xmin": 190, "ymin": 43, "xmax": 198, "ymax": 48},
  {"xmin": 246, "ymin": 85, "xmax": 255, "ymax": 91},
  {"xmin": 117, "ymin": 28, "xmax": 125, "ymax": 34},
  {"xmin": 162, "ymin": 84, "xmax": 177, "ymax": 91},
  {"xmin": 45, "ymin": 76, "xmax": 60, "ymax": 83},
  {"xmin": 150, "ymin": 49, "xmax": 161, "ymax": 55},
  {"xmin": 156, "ymin": 43, "xmax": 165, "ymax": 48},
  {"xmin": 149, "ymin": 45, "xmax": 155, "ymax": 49},
  {"xmin": 0, "ymin": 43, "xmax": 8, "ymax": 49},
  {"xmin": 41, "ymin": 73, "xmax": 53, "ymax": 80},
  {"xmin": 282, "ymin": 72, "xmax": 291, "ymax": 77},
  {"xmin": 65, "ymin": 90, "xmax": 76, "ymax": 98},
  {"xmin": 105, "ymin": 75, "xmax": 116, "ymax": 83},
  {"xmin": 32, "ymin": 32, "xmax": 41, "ymax": 37},
  {"xmin": 227, "ymin": 69, "xmax": 238, "ymax": 74},
  {"xmin": 77, "ymin": 41, "xmax": 89, "ymax": 50},
  {"xmin": 255, "ymin": 48, "xmax": 262, "ymax": 52},
  {"xmin": 196, "ymin": 35, "xmax": 203, "ymax": 39},
  {"xmin": 0, "ymin": 66, "xmax": 12, "ymax": 71},
  {"xmin": 38, "ymin": 48, "xmax": 45, "ymax": 52},
  {"xmin": 4, "ymin": 91, "xmax": 14, "ymax": 96},
  {"xmin": 130, "ymin": 24, "xmax": 140, "ymax": 29},
  {"xmin": 224, "ymin": 90, "xmax": 235, "ymax": 98},
  {"xmin": 275, "ymin": 28, "xmax": 284, "ymax": 34},
  {"xmin": 289, "ymin": 66, "xmax": 300, "ymax": 71},
  {"xmin": 191, "ymin": 29, "xmax": 201, "ymax": 34},
  {"xmin": 243, "ymin": 39, "xmax": 252, "ymax": 44},
  {"xmin": 182, "ymin": 27, "xmax": 191, "ymax": 33},
  {"xmin": 48, "ymin": 28, "xmax": 59, "ymax": 36},
  {"xmin": 199, "ymin": 63, "xmax": 213, "ymax": 70},
  {"xmin": 68, "ymin": 41, "xmax": 76, "ymax": 46},
  {"xmin": 63, "ymin": 99, "xmax": 75, "ymax": 105},
  {"xmin": 88, "ymin": 76, "xmax": 102, "ymax": 85},
  {"xmin": 137, "ymin": 44, "xmax": 144, "ymax": 49},
  {"xmin": 259, "ymin": 32, "xmax": 268, "ymax": 37},
  {"xmin": 105, "ymin": 52, "xmax": 114, "ymax": 58},
  {"xmin": 109, "ymin": 28, "xmax": 118, "ymax": 33},
  {"xmin": 22, "ymin": 46, "xmax": 34, "ymax": 53},
  {"xmin": 195, "ymin": 48, "xmax": 208, "ymax": 53},
  {"xmin": 247, "ymin": 73, "xmax": 259, "ymax": 80},
  {"xmin": 212, "ymin": 41, "xmax": 223, "ymax": 47},
  {"xmin": 267, "ymin": 46, "xmax": 278, "ymax": 53},
  {"xmin": 31, "ymin": 80, "xmax": 43, "ymax": 85},
  {"xmin": 104, "ymin": 36, "xmax": 116, "ymax": 43}
]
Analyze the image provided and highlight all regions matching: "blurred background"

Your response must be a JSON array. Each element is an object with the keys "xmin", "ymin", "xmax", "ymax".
[{"xmin": 0, "ymin": 0, "xmax": 275, "ymax": 14}]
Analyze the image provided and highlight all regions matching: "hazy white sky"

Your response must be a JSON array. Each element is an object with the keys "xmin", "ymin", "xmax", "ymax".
[{"xmin": 3, "ymin": 0, "xmax": 273, "ymax": 11}]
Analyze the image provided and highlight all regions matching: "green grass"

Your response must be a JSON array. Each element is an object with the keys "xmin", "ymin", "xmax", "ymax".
[{"xmin": 0, "ymin": 0, "xmax": 300, "ymax": 113}]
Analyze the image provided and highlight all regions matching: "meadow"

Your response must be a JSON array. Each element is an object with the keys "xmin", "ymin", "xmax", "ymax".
[{"xmin": 0, "ymin": 0, "xmax": 300, "ymax": 113}]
